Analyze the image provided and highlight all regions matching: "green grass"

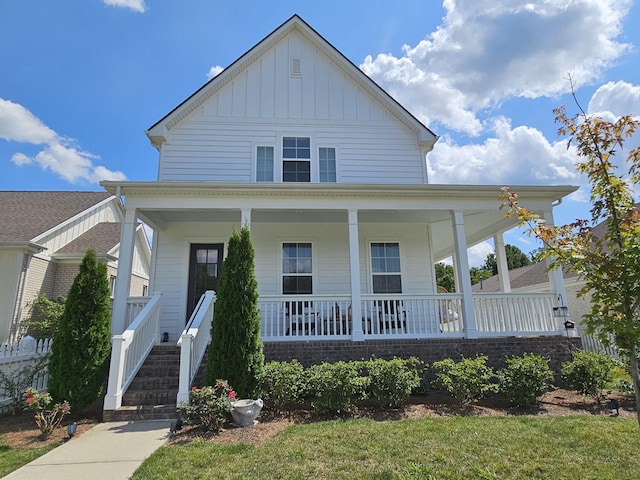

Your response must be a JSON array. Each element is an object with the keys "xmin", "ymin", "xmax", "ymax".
[
  {"xmin": 0, "ymin": 436, "xmax": 60, "ymax": 477},
  {"xmin": 132, "ymin": 416, "xmax": 638, "ymax": 480}
]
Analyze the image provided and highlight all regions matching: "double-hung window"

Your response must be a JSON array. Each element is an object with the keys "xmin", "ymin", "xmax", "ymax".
[
  {"xmin": 371, "ymin": 242, "xmax": 402, "ymax": 293},
  {"xmin": 256, "ymin": 146, "xmax": 274, "ymax": 182},
  {"xmin": 282, "ymin": 242, "xmax": 312, "ymax": 294},
  {"xmin": 282, "ymin": 137, "xmax": 311, "ymax": 182}
]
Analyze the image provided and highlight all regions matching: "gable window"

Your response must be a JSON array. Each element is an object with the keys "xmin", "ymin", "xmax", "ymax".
[
  {"xmin": 319, "ymin": 147, "xmax": 336, "ymax": 182},
  {"xmin": 256, "ymin": 146, "xmax": 274, "ymax": 182},
  {"xmin": 282, "ymin": 137, "xmax": 310, "ymax": 182},
  {"xmin": 371, "ymin": 242, "xmax": 402, "ymax": 293},
  {"xmin": 282, "ymin": 242, "xmax": 312, "ymax": 294}
]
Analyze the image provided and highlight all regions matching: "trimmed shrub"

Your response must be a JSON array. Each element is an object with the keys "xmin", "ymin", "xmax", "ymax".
[
  {"xmin": 561, "ymin": 350, "xmax": 615, "ymax": 404},
  {"xmin": 47, "ymin": 249, "xmax": 111, "ymax": 410},
  {"xmin": 307, "ymin": 361, "xmax": 369, "ymax": 413},
  {"xmin": 365, "ymin": 357, "xmax": 423, "ymax": 409},
  {"xmin": 261, "ymin": 360, "xmax": 308, "ymax": 411},
  {"xmin": 498, "ymin": 353, "xmax": 555, "ymax": 408},
  {"xmin": 432, "ymin": 355, "xmax": 497, "ymax": 405},
  {"xmin": 206, "ymin": 227, "xmax": 264, "ymax": 398},
  {"xmin": 24, "ymin": 293, "xmax": 65, "ymax": 339}
]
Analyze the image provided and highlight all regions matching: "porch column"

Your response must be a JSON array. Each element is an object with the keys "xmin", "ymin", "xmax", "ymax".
[
  {"xmin": 348, "ymin": 210, "xmax": 364, "ymax": 341},
  {"xmin": 112, "ymin": 207, "xmax": 137, "ymax": 336},
  {"xmin": 451, "ymin": 211, "xmax": 478, "ymax": 338},
  {"xmin": 494, "ymin": 233, "xmax": 511, "ymax": 292},
  {"xmin": 241, "ymin": 209, "xmax": 251, "ymax": 231},
  {"xmin": 542, "ymin": 209, "xmax": 570, "ymax": 333}
]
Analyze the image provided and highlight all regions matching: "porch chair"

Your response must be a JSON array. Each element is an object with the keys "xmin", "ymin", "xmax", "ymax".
[
  {"xmin": 437, "ymin": 286, "xmax": 459, "ymax": 323},
  {"xmin": 375, "ymin": 299, "xmax": 407, "ymax": 333},
  {"xmin": 285, "ymin": 301, "xmax": 318, "ymax": 335}
]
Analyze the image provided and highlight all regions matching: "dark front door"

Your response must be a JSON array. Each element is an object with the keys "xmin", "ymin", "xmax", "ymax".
[{"xmin": 186, "ymin": 243, "xmax": 224, "ymax": 322}]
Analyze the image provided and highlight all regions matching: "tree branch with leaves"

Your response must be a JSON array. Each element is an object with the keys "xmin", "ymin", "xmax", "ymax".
[{"xmin": 500, "ymin": 89, "xmax": 640, "ymax": 427}]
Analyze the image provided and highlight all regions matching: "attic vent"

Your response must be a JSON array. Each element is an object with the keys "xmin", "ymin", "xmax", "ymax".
[{"xmin": 290, "ymin": 58, "xmax": 302, "ymax": 77}]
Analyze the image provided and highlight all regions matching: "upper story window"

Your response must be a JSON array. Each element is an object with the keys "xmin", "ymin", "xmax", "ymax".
[
  {"xmin": 256, "ymin": 146, "xmax": 274, "ymax": 182},
  {"xmin": 371, "ymin": 242, "xmax": 402, "ymax": 293},
  {"xmin": 319, "ymin": 147, "xmax": 336, "ymax": 183},
  {"xmin": 283, "ymin": 137, "xmax": 311, "ymax": 182}
]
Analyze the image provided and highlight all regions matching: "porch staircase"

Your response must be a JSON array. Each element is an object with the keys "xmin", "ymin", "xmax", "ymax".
[{"xmin": 103, "ymin": 345, "xmax": 188, "ymax": 422}]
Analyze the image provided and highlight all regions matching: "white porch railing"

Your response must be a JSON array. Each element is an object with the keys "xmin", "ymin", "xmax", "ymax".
[
  {"xmin": 258, "ymin": 294, "xmax": 466, "ymax": 341},
  {"xmin": 177, "ymin": 291, "xmax": 216, "ymax": 405},
  {"xmin": 473, "ymin": 293, "xmax": 560, "ymax": 336},
  {"xmin": 259, "ymin": 293, "xmax": 560, "ymax": 341},
  {"xmin": 125, "ymin": 296, "xmax": 150, "ymax": 328},
  {"xmin": 104, "ymin": 293, "xmax": 162, "ymax": 410},
  {"xmin": 0, "ymin": 337, "xmax": 52, "ymax": 414}
]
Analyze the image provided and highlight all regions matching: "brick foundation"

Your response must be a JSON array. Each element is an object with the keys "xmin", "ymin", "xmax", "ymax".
[{"xmin": 263, "ymin": 336, "xmax": 582, "ymax": 377}]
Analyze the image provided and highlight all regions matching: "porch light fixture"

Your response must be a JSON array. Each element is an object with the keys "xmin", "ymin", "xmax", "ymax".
[{"xmin": 67, "ymin": 422, "xmax": 77, "ymax": 437}]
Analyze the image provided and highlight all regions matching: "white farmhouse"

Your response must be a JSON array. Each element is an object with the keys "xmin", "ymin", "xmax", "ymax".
[{"xmin": 101, "ymin": 15, "xmax": 579, "ymax": 419}]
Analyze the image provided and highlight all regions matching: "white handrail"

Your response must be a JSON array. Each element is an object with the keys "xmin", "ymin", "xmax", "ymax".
[
  {"xmin": 103, "ymin": 292, "xmax": 162, "ymax": 410},
  {"xmin": 177, "ymin": 291, "xmax": 216, "ymax": 405}
]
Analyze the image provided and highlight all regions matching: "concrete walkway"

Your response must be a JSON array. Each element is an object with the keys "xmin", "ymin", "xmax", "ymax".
[{"xmin": 3, "ymin": 420, "xmax": 172, "ymax": 480}]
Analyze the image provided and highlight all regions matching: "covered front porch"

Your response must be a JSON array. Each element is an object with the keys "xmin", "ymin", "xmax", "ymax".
[{"xmin": 101, "ymin": 181, "xmax": 576, "ymax": 411}]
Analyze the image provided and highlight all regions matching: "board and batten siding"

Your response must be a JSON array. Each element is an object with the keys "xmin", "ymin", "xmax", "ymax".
[
  {"xmin": 154, "ymin": 220, "xmax": 434, "ymax": 336},
  {"xmin": 157, "ymin": 30, "xmax": 427, "ymax": 184}
]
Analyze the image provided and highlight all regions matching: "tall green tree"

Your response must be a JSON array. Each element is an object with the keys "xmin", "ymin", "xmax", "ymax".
[
  {"xmin": 500, "ymin": 89, "xmax": 640, "ymax": 427},
  {"xmin": 48, "ymin": 249, "xmax": 112, "ymax": 410},
  {"xmin": 206, "ymin": 227, "xmax": 264, "ymax": 398},
  {"xmin": 482, "ymin": 244, "xmax": 532, "ymax": 275},
  {"xmin": 435, "ymin": 262, "xmax": 455, "ymax": 292}
]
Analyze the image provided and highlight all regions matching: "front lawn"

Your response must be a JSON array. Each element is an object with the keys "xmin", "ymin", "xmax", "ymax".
[
  {"xmin": 0, "ymin": 436, "xmax": 60, "ymax": 477},
  {"xmin": 132, "ymin": 416, "xmax": 637, "ymax": 480}
]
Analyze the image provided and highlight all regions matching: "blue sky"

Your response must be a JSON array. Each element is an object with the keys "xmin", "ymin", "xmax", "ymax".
[{"xmin": 1, "ymin": 1, "xmax": 639, "ymax": 265}]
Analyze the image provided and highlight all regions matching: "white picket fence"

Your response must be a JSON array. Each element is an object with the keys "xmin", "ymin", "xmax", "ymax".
[{"xmin": 0, "ymin": 337, "xmax": 53, "ymax": 414}]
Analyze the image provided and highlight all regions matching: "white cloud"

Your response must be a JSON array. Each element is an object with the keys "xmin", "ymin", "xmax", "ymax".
[
  {"xmin": 427, "ymin": 117, "xmax": 578, "ymax": 185},
  {"xmin": 13, "ymin": 143, "xmax": 126, "ymax": 184},
  {"xmin": 207, "ymin": 65, "xmax": 224, "ymax": 80},
  {"xmin": 3, "ymin": 98, "xmax": 126, "ymax": 185},
  {"xmin": 468, "ymin": 242, "xmax": 494, "ymax": 268},
  {"xmin": 361, "ymin": 0, "xmax": 631, "ymax": 136},
  {"xmin": 0, "ymin": 98, "xmax": 57, "ymax": 144},
  {"xmin": 103, "ymin": 0, "xmax": 146, "ymax": 13},
  {"xmin": 588, "ymin": 81, "xmax": 640, "ymax": 117}
]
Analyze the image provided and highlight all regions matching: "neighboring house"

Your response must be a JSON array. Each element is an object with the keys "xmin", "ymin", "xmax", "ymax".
[
  {"xmin": 101, "ymin": 15, "xmax": 580, "ymax": 416},
  {"xmin": 0, "ymin": 191, "xmax": 151, "ymax": 343}
]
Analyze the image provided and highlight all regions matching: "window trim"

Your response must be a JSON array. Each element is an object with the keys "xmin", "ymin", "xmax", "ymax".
[
  {"xmin": 368, "ymin": 241, "xmax": 403, "ymax": 294},
  {"xmin": 280, "ymin": 240, "xmax": 315, "ymax": 295},
  {"xmin": 278, "ymin": 135, "xmax": 313, "ymax": 183},
  {"xmin": 253, "ymin": 144, "xmax": 275, "ymax": 182},
  {"xmin": 318, "ymin": 145, "xmax": 337, "ymax": 183}
]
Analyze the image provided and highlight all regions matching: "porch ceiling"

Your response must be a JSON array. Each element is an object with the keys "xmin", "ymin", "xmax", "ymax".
[{"xmin": 103, "ymin": 181, "xmax": 577, "ymax": 261}]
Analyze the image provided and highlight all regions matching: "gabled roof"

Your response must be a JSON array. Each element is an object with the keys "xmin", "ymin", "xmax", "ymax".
[
  {"xmin": 0, "ymin": 191, "xmax": 112, "ymax": 242},
  {"xmin": 55, "ymin": 222, "xmax": 121, "ymax": 257},
  {"xmin": 146, "ymin": 14, "xmax": 437, "ymax": 150}
]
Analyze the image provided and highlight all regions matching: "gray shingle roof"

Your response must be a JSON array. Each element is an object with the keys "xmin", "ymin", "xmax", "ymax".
[
  {"xmin": 55, "ymin": 222, "xmax": 121, "ymax": 255},
  {"xmin": 0, "ymin": 191, "xmax": 111, "ymax": 242}
]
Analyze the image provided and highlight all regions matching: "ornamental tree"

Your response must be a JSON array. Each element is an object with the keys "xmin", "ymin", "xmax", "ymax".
[
  {"xmin": 205, "ymin": 227, "xmax": 264, "ymax": 398},
  {"xmin": 500, "ymin": 88, "xmax": 640, "ymax": 426},
  {"xmin": 48, "ymin": 249, "xmax": 112, "ymax": 410}
]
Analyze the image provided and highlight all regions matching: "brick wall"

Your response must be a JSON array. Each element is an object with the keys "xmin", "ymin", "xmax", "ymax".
[{"xmin": 263, "ymin": 336, "xmax": 582, "ymax": 377}]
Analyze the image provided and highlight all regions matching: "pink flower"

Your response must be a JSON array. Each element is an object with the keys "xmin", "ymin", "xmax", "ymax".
[
  {"xmin": 229, "ymin": 391, "xmax": 236, "ymax": 399},
  {"xmin": 191, "ymin": 386, "xmax": 198, "ymax": 391},
  {"xmin": 26, "ymin": 397, "xmax": 34, "ymax": 404}
]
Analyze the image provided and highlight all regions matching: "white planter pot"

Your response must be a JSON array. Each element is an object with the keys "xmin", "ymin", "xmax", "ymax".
[{"xmin": 231, "ymin": 398, "xmax": 263, "ymax": 426}]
